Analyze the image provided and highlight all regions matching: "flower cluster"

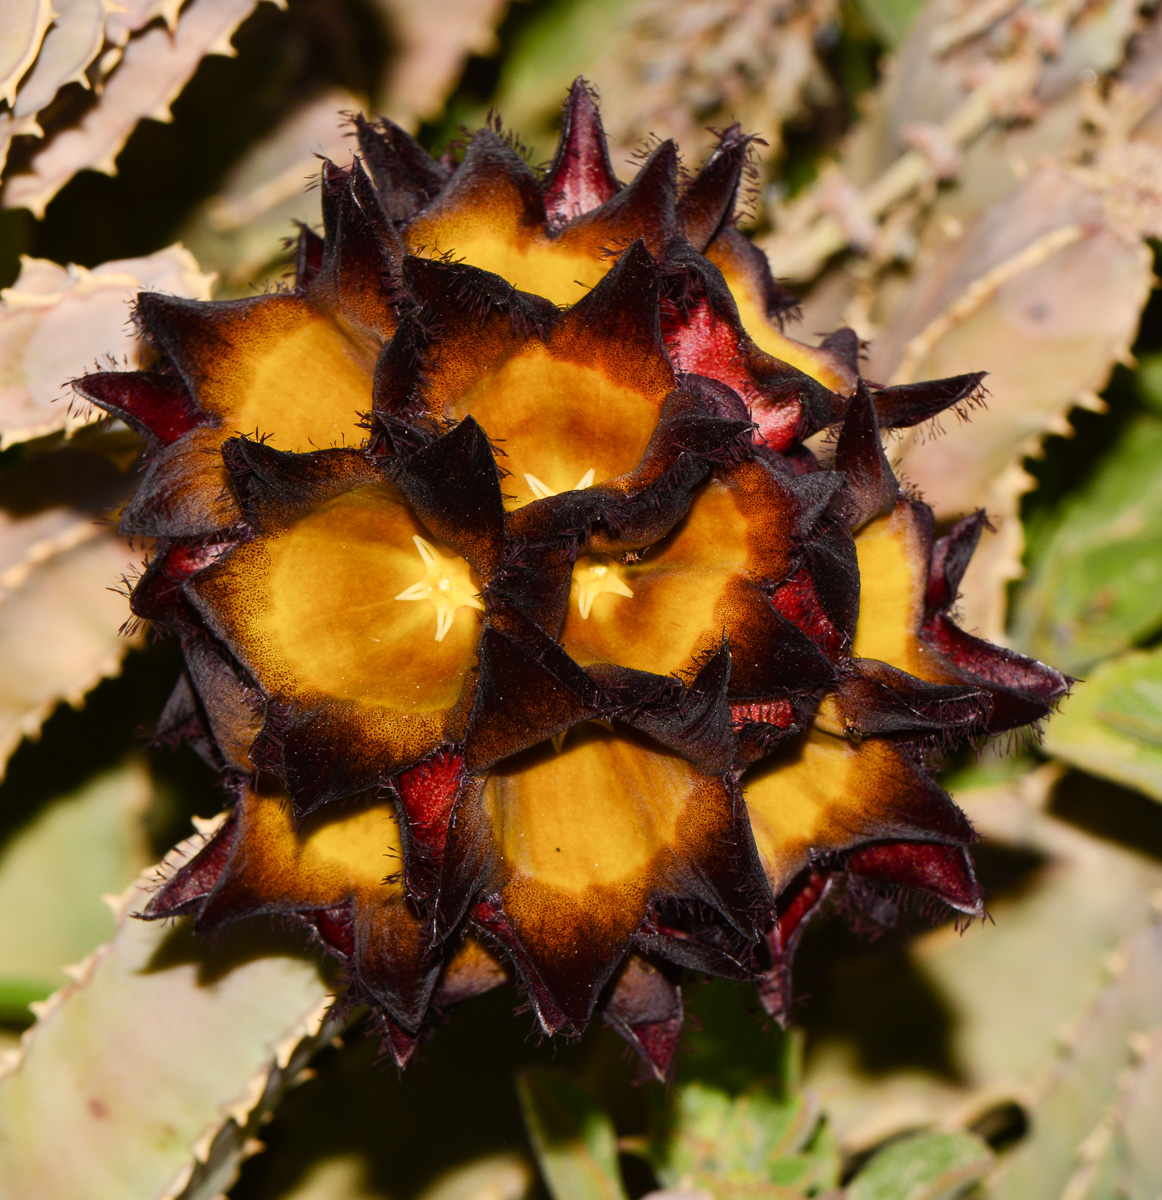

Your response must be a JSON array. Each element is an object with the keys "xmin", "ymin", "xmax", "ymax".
[{"xmin": 78, "ymin": 81, "xmax": 1068, "ymax": 1078}]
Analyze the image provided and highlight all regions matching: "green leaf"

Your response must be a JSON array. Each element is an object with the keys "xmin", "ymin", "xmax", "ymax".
[
  {"xmin": 437, "ymin": 0, "xmax": 626, "ymax": 162},
  {"xmin": 654, "ymin": 1081, "xmax": 814, "ymax": 1191},
  {"xmin": 1134, "ymin": 350, "xmax": 1162, "ymax": 414},
  {"xmin": 1041, "ymin": 649, "xmax": 1162, "ymax": 801},
  {"xmin": 846, "ymin": 1132, "xmax": 991, "ymax": 1200},
  {"xmin": 647, "ymin": 988, "xmax": 830, "ymax": 1196},
  {"xmin": 852, "ymin": 0, "xmax": 928, "ymax": 48},
  {"xmin": 515, "ymin": 1068, "xmax": 627, "ymax": 1200},
  {"xmin": 0, "ymin": 974, "xmax": 53, "ymax": 1025},
  {"xmin": 0, "ymin": 820, "xmax": 334, "ymax": 1200},
  {"xmin": 0, "ymin": 759, "xmax": 153, "ymax": 1008},
  {"xmin": 1012, "ymin": 416, "xmax": 1162, "ymax": 673}
]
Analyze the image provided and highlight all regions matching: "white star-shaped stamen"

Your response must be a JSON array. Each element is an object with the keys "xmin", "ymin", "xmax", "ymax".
[
  {"xmin": 524, "ymin": 466, "xmax": 596, "ymax": 500},
  {"xmin": 570, "ymin": 555, "xmax": 634, "ymax": 620},
  {"xmin": 394, "ymin": 535, "xmax": 484, "ymax": 642}
]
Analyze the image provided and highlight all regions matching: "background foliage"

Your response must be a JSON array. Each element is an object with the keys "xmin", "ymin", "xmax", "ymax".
[{"xmin": 1, "ymin": 1, "xmax": 1161, "ymax": 1197}]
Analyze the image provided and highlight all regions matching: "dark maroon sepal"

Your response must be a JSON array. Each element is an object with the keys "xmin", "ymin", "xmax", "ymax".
[
  {"xmin": 470, "ymin": 897, "xmax": 575, "ymax": 1035},
  {"xmin": 375, "ymin": 1014, "xmax": 422, "ymax": 1070},
  {"xmin": 73, "ymin": 369, "xmax": 204, "ymax": 445},
  {"xmin": 785, "ymin": 469, "xmax": 845, "ymax": 541},
  {"xmin": 248, "ymin": 700, "xmax": 408, "ymax": 817},
  {"xmin": 602, "ymin": 957, "xmax": 683, "ymax": 1083},
  {"xmin": 562, "ymin": 237, "xmax": 667, "ymax": 361},
  {"xmin": 573, "ymin": 139, "xmax": 678, "ymax": 256},
  {"xmin": 311, "ymin": 158, "xmax": 400, "ymax": 337},
  {"xmin": 293, "ymin": 222, "xmax": 324, "ymax": 289},
  {"xmin": 673, "ymin": 781, "xmax": 774, "ymax": 938},
  {"xmin": 400, "ymin": 253, "xmax": 559, "ymax": 338},
  {"xmin": 220, "ymin": 439, "xmax": 380, "ymax": 531},
  {"xmin": 132, "ymin": 539, "xmax": 234, "ymax": 630},
  {"xmin": 845, "ymin": 840, "xmax": 982, "ymax": 915},
  {"xmin": 141, "ymin": 813, "xmax": 237, "ymax": 919},
  {"xmin": 426, "ymin": 128, "xmax": 547, "ymax": 230},
  {"xmin": 309, "ymin": 903, "xmax": 356, "ymax": 957},
  {"xmin": 836, "ymin": 658, "xmax": 991, "ymax": 740},
  {"xmin": 118, "ymin": 441, "xmax": 239, "ymax": 539},
  {"xmin": 389, "ymin": 416, "xmax": 505, "ymax": 577},
  {"xmin": 465, "ymin": 616, "xmax": 602, "ymax": 772},
  {"xmin": 755, "ymin": 871, "xmax": 833, "ymax": 1024},
  {"xmin": 774, "ymin": 524, "xmax": 860, "ymax": 655},
  {"xmin": 133, "ymin": 292, "xmax": 253, "ymax": 398},
  {"xmin": 710, "ymin": 226, "xmax": 800, "ymax": 325},
  {"xmin": 871, "ymin": 372, "xmax": 987, "ymax": 429},
  {"xmin": 599, "ymin": 645, "xmax": 736, "ymax": 775},
  {"xmin": 368, "ymin": 321, "xmax": 431, "ymax": 435},
  {"xmin": 427, "ymin": 777, "xmax": 494, "ymax": 940},
  {"xmin": 726, "ymin": 602, "xmax": 838, "ymax": 698},
  {"xmin": 875, "ymin": 754, "xmax": 975, "ymax": 845},
  {"xmin": 352, "ymin": 905, "xmax": 442, "ymax": 1033},
  {"xmin": 393, "ymin": 750, "xmax": 465, "ymax": 900},
  {"xmin": 916, "ymin": 499, "xmax": 1072, "ymax": 730},
  {"xmin": 819, "ymin": 327, "xmax": 862, "ymax": 373},
  {"xmin": 681, "ymin": 372, "xmax": 751, "ymax": 422},
  {"xmin": 835, "ymin": 380, "xmax": 898, "ymax": 531},
  {"xmin": 354, "ymin": 113, "xmax": 450, "ymax": 221},
  {"xmin": 925, "ymin": 511, "xmax": 987, "ymax": 615},
  {"xmin": 634, "ymin": 906, "xmax": 757, "ymax": 980},
  {"xmin": 488, "ymin": 540, "xmax": 575, "ymax": 639},
  {"xmin": 542, "ymin": 77, "xmax": 620, "ymax": 228},
  {"xmin": 677, "ymin": 124, "xmax": 753, "ymax": 250},
  {"xmin": 132, "ymin": 549, "xmax": 192, "ymax": 628},
  {"xmin": 154, "ymin": 674, "xmax": 222, "ymax": 769},
  {"xmin": 182, "ymin": 638, "xmax": 264, "ymax": 772},
  {"xmin": 920, "ymin": 613, "xmax": 1072, "ymax": 732},
  {"xmin": 751, "ymin": 366, "xmax": 845, "ymax": 450},
  {"xmin": 659, "ymin": 245, "xmax": 843, "ymax": 449}
]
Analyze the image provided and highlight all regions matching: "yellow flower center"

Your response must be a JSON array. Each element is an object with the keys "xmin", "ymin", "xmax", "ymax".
[
  {"xmin": 570, "ymin": 555, "xmax": 634, "ymax": 620},
  {"xmin": 394, "ymin": 535, "xmax": 484, "ymax": 642}
]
